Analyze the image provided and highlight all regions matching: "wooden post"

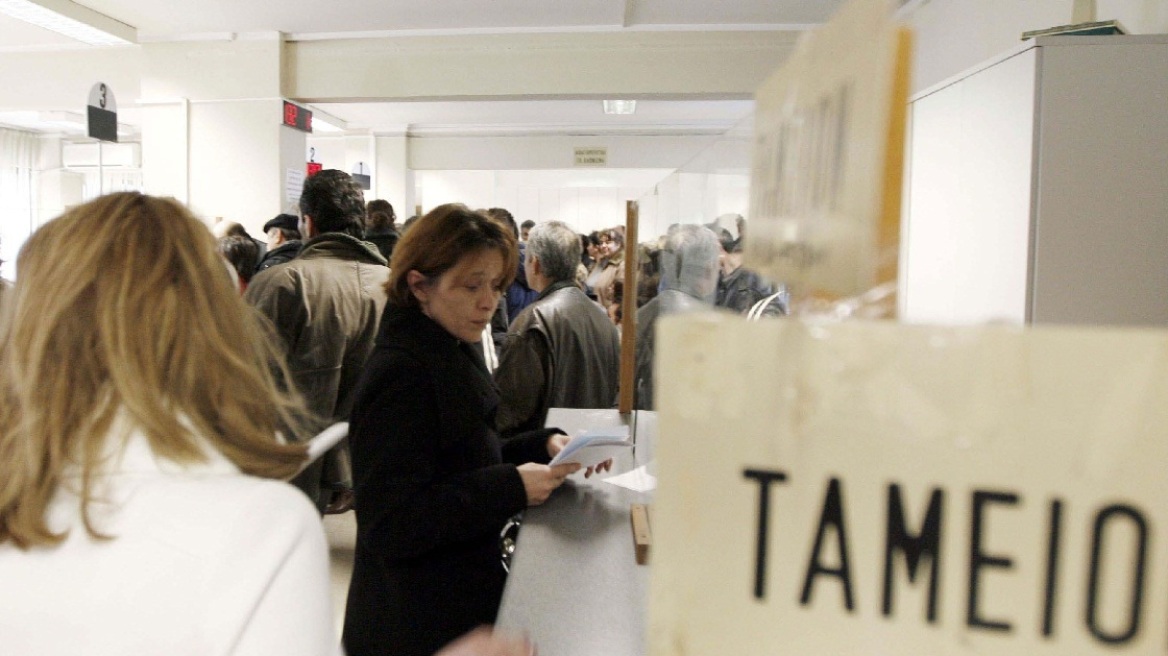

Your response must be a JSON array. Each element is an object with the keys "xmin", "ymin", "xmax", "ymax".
[{"xmin": 618, "ymin": 200, "xmax": 639, "ymax": 414}]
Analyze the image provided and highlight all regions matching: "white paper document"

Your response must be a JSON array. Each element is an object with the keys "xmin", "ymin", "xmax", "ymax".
[
  {"xmin": 306, "ymin": 422, "xmax": 349, "ymax": 463},
  {"xmin": 549, "ymin": 426, "xmax": 632, "ymax": 468},
  {"xmin": 601, "ymin": 464, "xmax": 657, "ymax": 492}
]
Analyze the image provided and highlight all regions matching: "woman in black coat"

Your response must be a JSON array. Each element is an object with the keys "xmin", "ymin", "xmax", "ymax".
[{"xmin": 342, "ymin": 204, "xmax": 582, "ymax": 656}]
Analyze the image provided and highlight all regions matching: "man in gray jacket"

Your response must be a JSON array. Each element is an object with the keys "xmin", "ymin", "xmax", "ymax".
[
  {"xmin": 494, "ymin": 220, "xmax": 621, "ymax": 437},
  {"xmin": 245, "ymin": 170, "xmax": 390, "ymax": 513},
  {"xmin": 634, "ymin": 224, "xmax": 721, "ymax": 410}
]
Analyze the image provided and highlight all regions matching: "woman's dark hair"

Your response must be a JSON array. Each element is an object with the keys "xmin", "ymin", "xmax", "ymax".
[
  {"xmin": 486, "ymin": 207, "xmax": 519, "ymax": 240},
  {"xmin": 366, "ymin": 199, "xmax": 396, "ymax": 233},
  {"xmin": 386, "ymin": 204, "xmax": 519, "ymax": 309}
]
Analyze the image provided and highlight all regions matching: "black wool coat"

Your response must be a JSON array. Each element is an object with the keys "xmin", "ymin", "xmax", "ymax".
[{"xmin": 342, "ymin": 304, "xmax": 556, "ymax": 656}]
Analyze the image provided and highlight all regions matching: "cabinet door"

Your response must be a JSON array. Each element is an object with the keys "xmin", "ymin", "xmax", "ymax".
[
  {"xmin": 902, "ymin": 48, "xmax": 1038, "ymax": 325},
  {"xmin": 1032, "ymin": 41, "xmax": 1168, "ymax": 326}
]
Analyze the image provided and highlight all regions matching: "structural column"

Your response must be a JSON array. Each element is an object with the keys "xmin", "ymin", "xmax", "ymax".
[{"xmin": 140, "ymin": 33, "xmax": 305, "ymax": 236}]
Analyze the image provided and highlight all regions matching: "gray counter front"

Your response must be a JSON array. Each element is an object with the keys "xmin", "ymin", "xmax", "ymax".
[{"xmin": 497, "ymin": 408, "xmax": 656, "ymax": 656}]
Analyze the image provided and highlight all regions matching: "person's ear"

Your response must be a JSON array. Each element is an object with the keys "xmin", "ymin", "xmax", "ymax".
[
  {"xmin": 528, "ymin": 255, "xmax": 542, "ymax": 277},
  {"xmin": 300, "ymin": 214, "xmax": 315, "ymax": 239},
  {"xmin": 407, "ymin": 270, "xmax": 429, "ymax": 304}
]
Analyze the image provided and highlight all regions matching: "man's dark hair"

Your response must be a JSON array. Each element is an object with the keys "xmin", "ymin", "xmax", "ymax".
[
  {"xmin": 217, "ymin": 235, "xmax": 259, "ymax": 283},
  {"xmin": 520, "ymin": 219, "xmax": 535, "ymax": 231},
  {"xmin": 299, "ymin": 170, "xmax": 366, "ymax": 239},
  {"xmin": 486, "ymin": 208, "xmax": 519, "ymax": 239}
]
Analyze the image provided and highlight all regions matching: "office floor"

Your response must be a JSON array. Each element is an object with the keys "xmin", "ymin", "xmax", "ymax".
[{"xmin": 323, "ymin": 512, "xmax": 357, "ymax": 638}]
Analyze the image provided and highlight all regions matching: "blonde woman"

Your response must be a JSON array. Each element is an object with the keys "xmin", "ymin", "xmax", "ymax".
[{"xmin": 0, "ymin": 193, "xmax": 338, "ymax": 655}]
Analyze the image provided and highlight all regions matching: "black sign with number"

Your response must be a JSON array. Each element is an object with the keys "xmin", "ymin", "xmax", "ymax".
[
  {"xmin": 87, "ymin": 82, "xmax": 118, "ymax": 142},
  {"xmin": 283, "ymin": 101, "xmax": 313, "ymax": 133}
]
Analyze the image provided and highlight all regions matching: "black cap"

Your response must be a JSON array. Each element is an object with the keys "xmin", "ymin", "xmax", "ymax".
[{"xmin": 263, "ymin": 213, "xmax": 299, "ymax": 233}]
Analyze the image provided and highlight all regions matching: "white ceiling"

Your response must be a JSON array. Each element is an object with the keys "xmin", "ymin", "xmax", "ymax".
[
  {"xmin": 0, "ymin": 0, "xmax": 842, "ymax": 138},
  {"xmin": 77, "ymin": 0, "xmax": 840, "ymax": 38},
  {"xmin": 313, "ymin": 99, "xmax": 755, "ymax": 137}
]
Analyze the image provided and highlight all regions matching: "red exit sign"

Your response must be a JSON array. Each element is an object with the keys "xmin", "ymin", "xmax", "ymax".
[{"xmin": 283, "ymin": 101, "xmax": 313, "ymax": 132}]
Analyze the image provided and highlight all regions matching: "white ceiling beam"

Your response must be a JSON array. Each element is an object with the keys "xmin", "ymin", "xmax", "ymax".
[{"xmin": 288, "ymin": 31, "xmax": 799, "ymax": 102}]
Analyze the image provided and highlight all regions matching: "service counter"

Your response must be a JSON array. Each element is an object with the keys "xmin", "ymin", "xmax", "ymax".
[{"xmin": 497, "ymin": 408, "xmax": 656, "ymax": 656}]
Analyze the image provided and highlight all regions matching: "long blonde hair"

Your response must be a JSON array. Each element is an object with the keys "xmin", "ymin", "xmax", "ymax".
[{"xmin": 0, "ymin": 193, "xmax": 312, "ymax": 549}]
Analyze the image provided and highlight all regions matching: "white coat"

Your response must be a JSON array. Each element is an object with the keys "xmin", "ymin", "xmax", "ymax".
[{"xmin": 0, "ymin": 427, "xmax": 341, "ymax": 656}]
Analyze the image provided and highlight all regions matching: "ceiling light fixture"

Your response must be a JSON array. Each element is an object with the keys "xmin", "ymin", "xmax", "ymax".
[
  {"xmin": 311, "ymin": 116, "xmax": 345, "ymax": 133},
  {"xmin": 306, "ymin": 105, "xmax": 348, "ymax": 134},
  {"xmin": 603, "ymin": 100, "xmax": 637, "ymax": 115},
  {"xmin": 0, "ymin": 0, "xmax": 136, "ymax": 46}
]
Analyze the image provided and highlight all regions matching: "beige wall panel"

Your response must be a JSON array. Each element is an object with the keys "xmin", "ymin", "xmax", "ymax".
[
  {"xmin": 143, "ymin": 38, "xmax": 283, "ymax": 101},
  {"xmin": 287, "ymin": 32, "xmax": 797, "ymax": 101},
  {"xmin": 408, "ymin": 134, "xmax": 716, "ymax": 170},
  {"xmin": 0, "ymin": 48, "xmax": 141, "ymax": 111}
]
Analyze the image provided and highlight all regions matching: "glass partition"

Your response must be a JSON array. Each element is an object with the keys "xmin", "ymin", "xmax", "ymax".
[
  {"xmin": 591, "ymin": 114, "xmax": 793, "ymax": 412},
  {"xmin": 635, "ymin": 116, "xmax": 752, "ymax": 242}
]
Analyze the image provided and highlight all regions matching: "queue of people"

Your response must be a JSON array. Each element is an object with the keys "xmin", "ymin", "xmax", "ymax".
[{"xmin": 0, "ymin": 170, "xmax": 782, "ymax": 654}]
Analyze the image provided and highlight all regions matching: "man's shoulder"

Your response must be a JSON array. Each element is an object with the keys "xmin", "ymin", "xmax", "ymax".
[
  {"xmin": 533, "ymin": 286, "xmax": 613, "ymax": 333},
  {"xmin": 247, "ymin": 259, "xmax": 302, "ymax": 296}
]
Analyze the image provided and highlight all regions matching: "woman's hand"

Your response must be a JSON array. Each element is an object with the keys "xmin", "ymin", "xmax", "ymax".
[
  {"xmin": 583, "ymin": 459, "xmax": 614, "ymax": 479},
  {"xmin": 436, "ymin": 626, "xmax": 535, "ymax": 656},
  {"xmin": 517, "ymin": 462, "xmax": 580, "ymax": 506},
  {"xmin": 545, "ymin": 433, "xmax": 571, "ymax": 459}
]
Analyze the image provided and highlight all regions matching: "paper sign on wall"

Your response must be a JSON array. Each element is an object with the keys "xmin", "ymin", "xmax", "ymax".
[
  {"xmin": 575, "ymin": 147, "xmax": 608, "ymax": 167},
  {"xmin": 650, "ymin": 313, "xmax": 1168, "ymax": 655},
  {"xmin": 285, "ymin": 168, "xmax": 306, "ymax": 204},
  {"xmin": 745, "ymin": 0, "xmax": 912, "ymax": 302}
]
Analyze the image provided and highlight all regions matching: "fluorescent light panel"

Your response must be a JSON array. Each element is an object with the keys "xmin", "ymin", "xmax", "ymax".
[
  {"xmin": 0, "ymin": 0, "xmax": 135, "ymax": 46},
  {"xmin": 311, "ymin": 117, "xmax": 344, "ymax": 133},
  {"xmin": 603, "ymin": 100, "xmax": 637, "ymax": 115}
]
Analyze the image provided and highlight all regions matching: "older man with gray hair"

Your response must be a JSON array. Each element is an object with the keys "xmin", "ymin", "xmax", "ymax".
[
  {"xmin": 634, "ymin": 223, "xmax": 721, "ymax": 410},
  {"xmin": 494, "ymin": 220, "xmax": 621, "ymax": 436}
]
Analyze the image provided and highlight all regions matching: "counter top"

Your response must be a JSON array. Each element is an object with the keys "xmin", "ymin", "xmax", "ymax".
[{"xmin": 497, "ymin": 408, "xmax": 656, "ymax": 656}]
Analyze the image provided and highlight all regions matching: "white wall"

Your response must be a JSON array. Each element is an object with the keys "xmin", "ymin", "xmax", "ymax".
[
  {"xmin": 415, "ymin": 169, "xmax": 670, "ymax": 235},
  {"xmin": 409, "ymin": 134, "xmax": 718, "ymax": 171},
  {"xmin": 305, "ymin": 134, "xmax": 412, "ymax": 214},
  {"xmin": 185, "ymin": 100, "xmax": 286, "ymax": 233},
  {"xmin": 901, "ymin": 47, "xmax": 1038, "ymax": 325},
  {"xmin": 904, "ymin": 0, "xmax": 1168, "ymax": 93}
]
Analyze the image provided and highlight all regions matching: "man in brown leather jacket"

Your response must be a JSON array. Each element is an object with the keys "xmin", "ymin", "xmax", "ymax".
[
  {"xmin": 494, "ymin": 221, "xmax": 621, "ymax": 437},
  {"xmin": 245, "ymin": 170, "xmax": 390, "ymax": 513}
]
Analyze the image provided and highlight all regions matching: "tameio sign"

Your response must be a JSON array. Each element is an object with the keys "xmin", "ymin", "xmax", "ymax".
[
  {"xmin": 741, "ymin": 473, "xmax": 1152, "ymax": 645},
  {"xmin": 650, "ymin": 316, "xmax": 1168, "ymax": 655}
]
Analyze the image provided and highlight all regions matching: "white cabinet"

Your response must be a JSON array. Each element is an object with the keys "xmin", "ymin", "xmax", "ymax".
[{"xmin": 901, "ymin": 35, "xmax": 1168, "ymax": 326}]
